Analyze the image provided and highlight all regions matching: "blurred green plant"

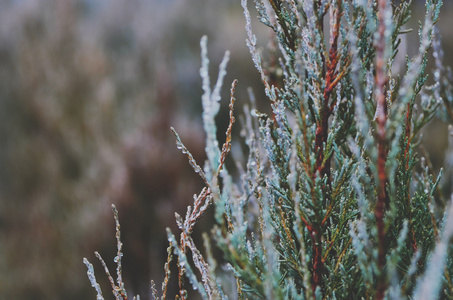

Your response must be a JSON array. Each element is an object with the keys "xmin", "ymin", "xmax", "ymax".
[{"xmin": 85, "ymin": 0, "xmax": 453, "ymax": 299}]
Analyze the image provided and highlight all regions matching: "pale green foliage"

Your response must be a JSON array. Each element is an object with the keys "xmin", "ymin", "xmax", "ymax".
[{"xmin": 85, "ymin": 1, "xmax": 453, "ymax": 299}]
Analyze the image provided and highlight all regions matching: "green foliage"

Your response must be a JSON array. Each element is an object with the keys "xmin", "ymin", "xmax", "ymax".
[{"xmin": 85, "ymin": 0, "xmax": 453, "ymax": 299}]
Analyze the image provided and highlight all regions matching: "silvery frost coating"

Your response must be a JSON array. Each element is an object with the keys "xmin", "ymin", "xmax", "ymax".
[{"xmin": 85, "ymin": 1, "xmax": 453, "ymax": 299}]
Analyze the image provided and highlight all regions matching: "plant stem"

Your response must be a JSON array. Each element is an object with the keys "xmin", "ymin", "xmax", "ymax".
[
  {"xmin": 311, "ymin": 0, "xmax": 343, "ymax": 292},
  {"xmin": 375, "ymin": 0, "xmax": 390, "ymax": 298}
]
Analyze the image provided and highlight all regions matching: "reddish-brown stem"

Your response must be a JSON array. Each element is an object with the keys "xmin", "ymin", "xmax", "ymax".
[
  {"xmin": 178, "ymin": 233, "xmax": 188, "ymax": 298},
  {"xmin": 375, "ymin": 0, "xmax": 390, "ymax": 299},
  {"xmin": 310, "ymin": 229, "xmax": 323, "ymax": 290},
  {"xmin": 314, "ymin": 0, "xmax": 342, "ymax": 180},
  {"xmin": 314, "ymin": 110, "xmax": 330, "ymax": 179},
  {"xmin": 310, "ymin": 0, "xmax": 342, "ymax": 292}
]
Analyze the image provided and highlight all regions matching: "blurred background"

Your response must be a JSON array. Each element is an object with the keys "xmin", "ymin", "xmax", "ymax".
[{"xmin": 0, "ymin": 0, "xmax": 451, "ymax": 299}]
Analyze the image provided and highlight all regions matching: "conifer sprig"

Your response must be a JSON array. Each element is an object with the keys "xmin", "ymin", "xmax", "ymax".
[{"xmin": 84, "ymin": 1, "xmax": 453, "ymax": 299}]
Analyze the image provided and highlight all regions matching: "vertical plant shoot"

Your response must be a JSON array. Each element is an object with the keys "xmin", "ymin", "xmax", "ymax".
[{"xmin": 85, "ymin": 1, "xmax": 453, "ymax": 299}]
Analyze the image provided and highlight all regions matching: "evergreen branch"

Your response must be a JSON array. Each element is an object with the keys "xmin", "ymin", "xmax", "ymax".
[
  {"xmin": 374, "ymin": 1, "xmax": 391, "ymax": 298},
  {"xmin": 216, "ymin": 79, "xmax": 237, "ymax": 178},
  {"xmin": 83, "ymin": 1, "xmax": 453, "ymax": 299},
  {"xmin": 161, "ymin": 244, "xmax": 173, "ymax": 300}
]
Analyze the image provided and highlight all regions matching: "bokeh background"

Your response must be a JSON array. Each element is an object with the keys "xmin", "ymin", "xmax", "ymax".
[{"xmin": 0, "ymin": 0, "xmax": 451, "ymax": 299}]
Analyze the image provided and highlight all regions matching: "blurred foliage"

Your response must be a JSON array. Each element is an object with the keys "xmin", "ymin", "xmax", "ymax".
[{"xmin": 0, "ymin": 0, "xmax": 451, "ymax": 299}]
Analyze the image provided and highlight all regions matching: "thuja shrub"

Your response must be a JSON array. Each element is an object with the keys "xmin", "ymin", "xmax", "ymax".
[{"xmin": 84, "ymin": 0, "xmax": 453, "ymax": 299}]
